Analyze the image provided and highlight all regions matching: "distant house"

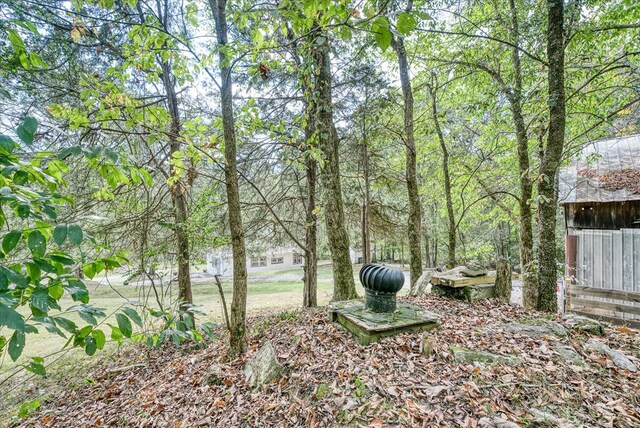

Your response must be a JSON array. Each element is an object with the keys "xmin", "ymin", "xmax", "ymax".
[
  {"xmin": 206, "ymin": 246, "xmax": 362, "ymax": 275},
  {"xmin": 558, "ymin": 134, "xmax": 640, "ymax": 325}
]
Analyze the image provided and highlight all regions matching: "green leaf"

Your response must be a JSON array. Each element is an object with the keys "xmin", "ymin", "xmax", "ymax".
[
  {"xmin": 52, "ymin": 224, "xmax": 67, "ymax": 246},
  {"xmin": 30, "ymin": 287, "xmax": 60, "ymax": 313},
  {"xmin": 16, "ymin": 117, "xmax": 37, "ymax": 145},
  {"xmin": 2, "ymin": 230, "xmax": 22, "ymax": 254},
  {"xmin": 397, "ymin": 12, "xmax": 418, "ymax": 35},
  {"xmin": 84, "ymin": 335, "xmax": 97, "ymax": 356},
  {"xmin": 17, "ymin": 204, "xmax": 30, "ymax": 219},
  {"xmin": 0, "ymin": 302, "xmax": 25, "ymax": 331},
  {"xmin": 64, "ymin": 279, "xmax": 89, "ymax": 303},
  {"xmin": 49, "ymin": 283, "xmax": 64, "ymax": 300},
  {"xmin": 25, "ymin": 262, "xmax": 41, "ymax": 281},
  {"xmin": 8, "ymin": 330, "xmax": 25, "ymax": 361},
  {"xmin": 27, "ymin": 230, "xmax": 46, "ymax": 258},
  {"xmin": 26, "ymin": 359, "xmax": 46, "ymax": 376},
  {"xmin": 0, "ymin": 265, "xmax": 28, "ymax": 288},
  {"xmin": 67, "ymin": 224, "xmax": 83, "ymax": 245},
  {"xmin": 109, "ymin": 324, "xmax": 123, "ymax": 343},
  {"xmin": 0, "ymin": 336, "xmax": 6, "ymax": 352},
  {"xmin": 82, "ymin": 263, "xmax": 96, "ymax": 279},
  {"xmin": 115, "ymin": 313, "xmax": 132, "ymax": 338},
  {"xmin": 92, "ymin": 329, "xmax": 106, "ymax": 350},
  {"xmin": 122, "ymin": 307, "xmax": 142, "ymax": 327},
  {"xmin": 0, "ymin": 135, "xmax": 15, "ymax": 154},
  {"xmin": 372, "ymin": 17, "xmax": 392, "ymax": 51},
  {"xmin": 54, "ymin": 317, "xmax": 77, "ymax": 333}
]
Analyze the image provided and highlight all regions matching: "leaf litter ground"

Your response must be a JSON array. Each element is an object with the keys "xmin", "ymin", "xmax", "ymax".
[{"xmin": 16, "ymin": 295, "xmax": 640, "ymax": 427}]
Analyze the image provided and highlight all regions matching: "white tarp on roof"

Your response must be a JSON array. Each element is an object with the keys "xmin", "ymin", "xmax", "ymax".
[{"xmin": 559, "ymin": 134, "xmax": 640, "ymax": 203}]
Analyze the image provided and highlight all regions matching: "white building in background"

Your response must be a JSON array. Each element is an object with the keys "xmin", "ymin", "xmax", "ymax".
[{"xmin": 206, "ymin": 246, "xmax": 361, "ymax": 275}]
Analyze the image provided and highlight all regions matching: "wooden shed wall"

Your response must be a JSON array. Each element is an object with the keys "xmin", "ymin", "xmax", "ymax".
[{"xmin": 564, "ymin": 200, "xmax": 640, "ymax": 231}]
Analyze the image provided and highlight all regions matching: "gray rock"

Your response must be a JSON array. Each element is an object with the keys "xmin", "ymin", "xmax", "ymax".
[
  {"xmin": 432, "ymin": 283, "xmax": 496, "ymax": 302},
  {"xmin": 503, "ymin": 322, "xmax": 567, "ymax": 338},
  {"xmin": 585, "ymin": 339, "xmax": 637, "ymax": 372},
  {"xmin": 450, "ymin": 346, "xmax": 519, "ymax": 365},
  {"xmin": 478, "ymin": 416, "xmax": 520, "ymax": 428},
  {"xmin": 409, "ymin": 271, "xmax": 433, "ymax": 297},
  {"xmin": 244, "ymin": 341, "xmax": 283, "ymax": 388},
  {"xmin": 202, "ymin": 365, "xmax": 224, "ymax": 386},
  {"xmin": 563, "ymin": 314, "xmax": 606, "ymax": 336},
  {"xmin": 554, "ymin": 344, "xmax": 587, "ymax": 367}
]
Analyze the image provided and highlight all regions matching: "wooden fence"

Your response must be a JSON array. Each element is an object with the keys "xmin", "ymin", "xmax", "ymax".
[
  {"xmin": 565, "ymin": 228, "xmax": 640, "ymax": 327},
  {"xmin": 566, "ymin": 284, "xmax": 640, "ymax": 328}
]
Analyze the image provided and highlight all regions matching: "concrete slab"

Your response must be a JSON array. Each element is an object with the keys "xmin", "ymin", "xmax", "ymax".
[{"xmin": 330, "ymin": 300, "xmax": 440, "ymax": 345}]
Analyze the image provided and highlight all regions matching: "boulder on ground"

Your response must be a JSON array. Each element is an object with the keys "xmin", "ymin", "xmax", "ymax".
[
  {"xmin": 585, "ymin": 339, "xmax": 637, "ymax": 372},
  {"xmin": 409, "ymin": 271, "xmax": 433, "ymax": 297},
  {"xmin": 563, "ymin": 313, "xmax": 606, "ymax": 336},
  {"xmin": 503, "ymin": 322, "xmax": 567, "ymax": 338},
  {"xmin": 554, "ymin": 344, "xmax": 587, "ymax": 367},
  {"xmin": 450, "ymin": 346, "xmax": 519, "ymax": 365},
  {"xmin": 244, "ymin": 341, "xmax": 283, "ymax": 388}
]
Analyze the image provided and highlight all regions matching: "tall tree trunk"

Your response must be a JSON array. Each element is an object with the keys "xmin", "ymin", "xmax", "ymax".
[
  {"xmin": 391, "ymin": 36, "xmax": 423, "ymax": 287},
  {"xmin": 159, "ymin": 62, "xmax": 193, "ymax": 307},
  {"xmin": 429, "ymin": 84, "xmax": 456, "ymax": 268},
  {"xmin": 210, "ymin": 0, "xmax": 248, "ymax": 355},
  {"xmin": 303, "ymin": 97, "xmax": 318, "ymax": 307},
  {"xmin": 361, "ymin": 123, "xmax": 371, "ymax": 264},
  {"xmin": 508, "ymin": 0, "xmax": 537, "ymax": 309},
  {"xmin": 537, "ymin": 0, "xmax": 565, "ymax": 313},
  {"xmin": 313, "ymin": 30, "xmax": 357, "ymax": 300}
]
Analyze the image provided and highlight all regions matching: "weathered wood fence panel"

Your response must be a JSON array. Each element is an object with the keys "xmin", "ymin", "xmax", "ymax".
[{"xmin": 567, "ymin": 229, "xmax": 640, "ymax": 325}]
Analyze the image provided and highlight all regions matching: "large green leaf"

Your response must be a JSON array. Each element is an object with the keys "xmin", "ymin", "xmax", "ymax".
[
  {"xmin": 0, "ymin": 265, "xmax": 28, "ymax": 288},
  {"xmin": 92, "ymin": 329, "xmax": 106, "ymax": 350},
  {"xmin": 8, "ymin": 330, "xmax": 25, "ymax": 361},
  {"xmin": 67, "ymin": 224, "xmax": 83, "ymax": 245},
  {"xmin": 52, "ymin": 224, "xmax": 67, "ymax": 245},
  {"xmin": 372, "ymin": 17, "xmax": 392, "ymax": 51},
  {"xmin": 2, "ymin": 230, "xmax": 21, "ymax": 254},
  {"xmin": 16, "ymin": 117, "xmax": 37, "ymax": 145},
  {"xmin": 84, "ymin": 335, "xmax": 97, "ymax": 356},
  {"xmin": 397, "ymin": 12, "xmax": 418, "ymax": 35},
  {"xmin": 115, "ymin": 313, "xmax": 132, "ymax": 338},
  {"xmin": 0, "ymin": 302, "xmax": 25, "ymax": 331},
  {"xmin": 122, "ymin": 307, "xmax": 142, "ymax": 327},
  {"xmin": 27, "ymin": 230, "xmax": 46, "ymax": 258}
]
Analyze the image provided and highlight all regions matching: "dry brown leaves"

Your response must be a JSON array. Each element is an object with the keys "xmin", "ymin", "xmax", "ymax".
[
  {"xmin": 598, "ymin": 168, "xmax": 640, "ymax": 195},
  {"xmin": 18, "ymin": 296, "xmax": 640, "ymax": 427}
]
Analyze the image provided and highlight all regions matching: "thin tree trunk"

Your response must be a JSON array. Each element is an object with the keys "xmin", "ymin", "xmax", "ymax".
[
  {"xmin": 537, "ymin": 0, "xmax": 565, "ymax": 313},
  {"xmin": 313, "ymin": 29, "xmax": 357, "ymax": 301},
  {"xmin": 361, "ymin": 124, "xmax": 372, "ymax": 264},
  {"xmin": 303, "ymin": 103, "xmax": 318, "ymax": 308},
  {"xmin": 210, "ymin": 0, "xmax": 248, "ymax": 355},
  {"xmin": 159, "ymin": 62, "xmax": 193, "ymax": 308},
  {"xmin": 508, "ymin": 0, "xmax": 538, "ymax": 310},
  {"xmin": 391, "ymin": 36, "xmax": 423, "ymax": 288},
  {"xmin": 429, "ymin": 84, "xmax": 456, "ymax": 268}
]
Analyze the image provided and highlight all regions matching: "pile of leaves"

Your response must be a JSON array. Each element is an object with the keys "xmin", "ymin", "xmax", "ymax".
[
  {"xmin": 16, "ymin": 295, "xmax": 640, "ymax": 427},
  {"xmin": 598, "ymin": 168, "xmax": 640, "ymax": 195}
]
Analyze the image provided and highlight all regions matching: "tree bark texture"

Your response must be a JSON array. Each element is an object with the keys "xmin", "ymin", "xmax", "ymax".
[
  {"xmin": 495, "ymin": 258, "xmax": 512, "ymax": 303},
  {"xmin": 160, "ymin": 61, "xmax": 193, "ymax": 307},
  {"xmin": 210, "ymin": 0, "xmax": 248, "ymax": 355},
  {"xmin": 429, "ymin": 85, "xmax": 456, "ymax": 268},
  {"xmin": 313, "ymin": 31, "xmax": 357, "ymax": 301},
  {"xmin": 537, "ymin": 0, "xmax": 565, "ymax": 313},
  {"xmin": 392, "ymin": 36, "xmax": 423, "ymax": 288},
  {"xmin": 508, "ymin": 0, "xmax": 538, "ymax": 310},
  {"xmin": 361, "ymin": 126, "xmax": 371, "ymax": 264},
  {"xmin": 303, "ymin": 98, "xmax": 318, "ymax": 308}
]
